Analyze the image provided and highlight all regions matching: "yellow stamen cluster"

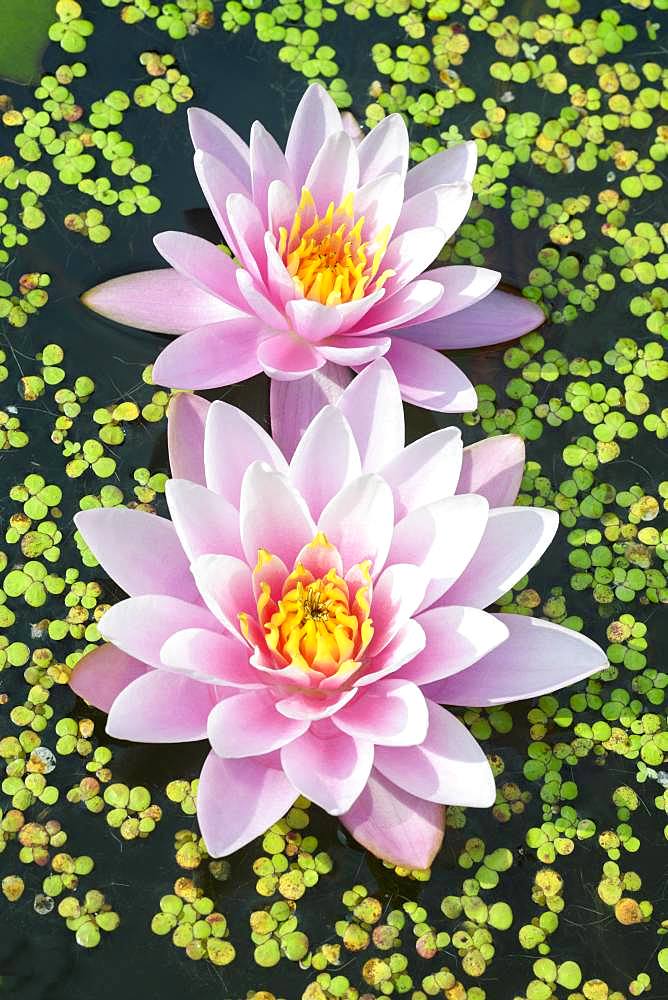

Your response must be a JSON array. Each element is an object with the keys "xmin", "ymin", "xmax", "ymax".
[
  {"xmin": 277, "ymin": 188, "xmax": 394, "ymax": 307},
  {"xmin": 244, "ymin": 534, "xmax": 374, "ymax": 678}
]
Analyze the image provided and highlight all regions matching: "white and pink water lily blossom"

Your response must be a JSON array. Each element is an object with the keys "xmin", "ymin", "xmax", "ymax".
[
  {"xmin": 70, "ymin": 361, "xmax": 606, "ymax": 870},
  {"xmin": 82, "ymin": 84, "xmax": 544, "ymax": 420}
]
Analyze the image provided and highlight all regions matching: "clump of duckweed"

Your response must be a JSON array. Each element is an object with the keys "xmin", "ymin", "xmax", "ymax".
[
  {"xmin": 102, "ymin": 783, "xmax": 162, "ymax": 839},
  {"xmin": 58, "ymin": 889, "xmax": 119, "ymax": 948},
  {"xmin": 151, "ymin": 879, "xmax": 235, "ymax": 965},
  {"xmin": 134, "ymin": 52, "xmax": 194, "ymax": 113},
  {"xmin": 165, "ymin": 778, "xmax": 198, "ymax": 815},
  {"xmin": 252, "ymin": 798, "xmax": 333, "ymax": 899},
  {"xmin": 252, "ymin": 900, "xmax": 310, "ymax": 966}
]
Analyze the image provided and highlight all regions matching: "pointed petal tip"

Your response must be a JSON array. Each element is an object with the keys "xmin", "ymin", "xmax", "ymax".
[
  {"xmin": 339, "ymin": 770, "xmax": 446, "ymax": 870},
  {"xmin": 458, "ymin": 433, "xmax": 525, "ymax": 508},
  {"xmin": 429, "ymin": 614, "xmax": 608, "ymax": 708},
  {"xmin": 80, "ymin": 280, "xmax": 117, "ymax": 318},
  {"xmin": 491, "ymin": 432, "xmax": 527, "ymax": 470},
  {"xmin": 73, "ymin": 505, "xmax": 108, "ymax": 541},
  {"xmin": 69, "ymin": 643, "xmax": 148, "ymax": 713},
  {"xmin": 187, "ymin": 106, "xmax": 207, "ymax": 122},
  {"xmin": 153, "ymin": 230, "xmax": 177, "ymax": 251},
  {"xmin": 522, "ymin": 296, "xmax": 546, "ymax": 329}
]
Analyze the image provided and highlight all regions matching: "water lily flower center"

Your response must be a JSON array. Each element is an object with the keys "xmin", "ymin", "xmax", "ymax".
[
  {"xmin": 242, "ymin": 534, "xmax": 375, "ymax": 678},
  {"xmin": 301, "ymin": 582, "xmax": 332, "ymax": 623},
  {"xmin": 277, "ymin": 188, "xmax": 394, "ymax": 307}
]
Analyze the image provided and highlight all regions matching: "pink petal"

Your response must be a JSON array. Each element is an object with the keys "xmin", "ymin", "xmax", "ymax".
[
  {"xmin": 257, "ymin": 334, "xmax": 325, "ymax": 380},
  {"xmin": 205, "ymin": 399, "xmax": 289, "ymax": 508},
  {"xmin": 395, "ymin": 606, "xmax": 509, "ymax": 686},
  {"xmin": 393, "ymin": 182, "xmax": 472, "ymax": 240},
  {"xmin": 226, "ymin": 192, "xmax": 267, "ymax": 283},
  {"xmin": 294, "ymin": 534, "xmax": 343, "ymax": 578},
  {"xmin": 193, "ymin": 149, "xmax": 246, "ymax": 254},
  {"xmin": 380, "ymin": 427, "xmax": 462, "ymax": 519},
  {"xmin": 384, "ymin": 338, "xmax": 477, "ymax": 412},
  {"xmin": 367, "ymin": 563, "xmax": 428, "ymax": 655},
  {"xmin": 236, "ymin": 269, "xmax": 289, "ymax": 330},
  {"xmin": 337, "ymin": 358, "xmax": 405, "ymax": 471},
  {"xmin": 354, "ymin": 619, "xmax": 426, "ymax": 688},
  {"xmin": 375, "ymin": 701, "xmax": 495, "ymax": 806},
  {"xmin": 208, "ymin": 690, "xmax": 308, "ymax": 757},
  {"xmin": 106, "ymin": 670, "xmax": 217, "ymax": 742},
  {"xmin": 275, "ymin": 689, "xmax": 356, "ymax": 720},
  {"xmin": 240, "ymin": 462, "xmax": 317, "ymax": 568},
  {"xmin": 70, "ymin": 643, "xmax": 148, "ymax": 712},
  {"xmin": 394, "ymin": 266, "xmax": 500, "ymax": 335},
  {"xmin": 318, "ymin": 474, "xmax": 394, "ymax": 576},
  {"xmin": 356, "ymin": 114, "xmax": 408, "ymax": 184},
  {"xmin": 81, "ymin": 269, "xmax": 230, "ymax": 335},
  {"xmin": 280, "ymin": 722, "xmax": 373, "ymax": 815},
  {"xmin": 458, "ymin": 435, "xmax": 525, "ymax": 508},
  {"xmin": 290, "ymin": 406, "xmax": 361, "ymax": 520},
  {"xmin": 355, "ymin": 172, "xmax": 405, "ymax": 242},
  {"xmin": 317, "ymin": 336, "xmax": 391, "ymax": 366},
  {"xmin": 404, "ymin": 288, "xmax": 545, "ymax": 350},
  {"xmin": 251, "ymin": 650, "xmax": 317, "ymax": 691},
  {"xmin": 75, "ymin": 508, "xmax": 198, "ymax": 603},
  {"xmin": 304, "ymin": 131, "xmax": 359, "ymax": 212},
  {"xmin": 153, "ymin": 231, "xmax": 249, "ymax": 312},
  {"xmin": 167, "ymin": 393, "xmax": 210, "ymax": 485},
  {"xmin": 152, "ymin": 317, "xmax": 264, "ymax": 390},
  {"xmin": 270, "ymin": 362, "xmax": 352, "ymax": 461},
  {"xmin": 268, "ymin": 179, "xmax": 298, "ymax": 233},
  {"xmin": 252, "ymin": 550, "xmax": 288, "ymax": 602},
  {"xmin": 165, "ymin": 479, "xmax": 242, "ymax": 561},
  {"xmin": 250, "ymin": 120, "xmax": 294, "ymax": 223},
  {"xmin": 426, "ymin": 614, "xmax": 606, "ymax": 706},
  {"xmin": 333, "ymin": 679, "xmax": 428, "ymax": 746},
  {"xmin": 264, "ymin": 232, "xmax": 297, "ymax": 306},
  {"xmin": 285, "ymin": 84, "xmax": 342, "ymax": 190},
  {"xmin": 160, "ymin": 627, "xmax": 262, "ymax": 687},
  {"xmin": 404, "ymin": 142, "xmax": 477, "ymax": 199},
  {"xmin": 99, "ymin": 595, "xmax": 217, "ymax": 667},
  {"xmin": 187, "ymin": 107, "xmax": 250, "ymax": 189},
  {"xmin": 353, "ymin": 280, "xmax": 443, "ymax": 338},
  {"xmin": 381, "ymin": 227, "xmax": 446, "ymax": 295},
  {"xmin": 190, "ymin": 554, "xmax": 254, "ymax": 638},
  {"xmin": 441, "ymin": 507, "xmax": 558, "ymax": 609},
  {"xmin": 285, "ymin": 299, "xmax": 343, "ymax": 342},
  {"xmin": 388, "ymin": 494, "xmax": 489, "ymax": 611},
  {"xmin": 339, "ymin": 768, "xmax": 445, "ymax": 869},
  {"xmin": 341, "ymin": 111, "xmax": 363, "ymax": 144},
  {"xmin": 330, "ymin": 289, "xmax": 388, "ymax": 335},
  {"xmin": 345, "ymin": 560, "xmax": 374, "ymax": 605},
  {"xmin": 197, "ymin": 750, "xmax": 296, "ymax": 856}
]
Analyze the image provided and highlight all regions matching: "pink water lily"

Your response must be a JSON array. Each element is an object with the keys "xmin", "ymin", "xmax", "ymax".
[
  {"xmin": 70, "ymin": 361, "xmax": 605, "ymax": 869},
  {"xmin": 83, "ymin": 84, "xmax": 543, "ymax": 417}
]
